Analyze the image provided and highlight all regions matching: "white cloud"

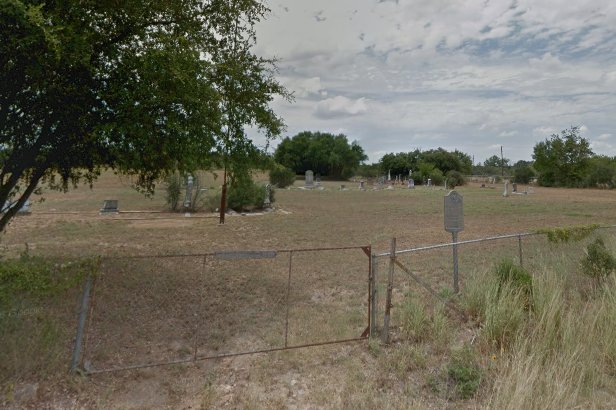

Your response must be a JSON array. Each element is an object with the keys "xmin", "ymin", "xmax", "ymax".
[
  {"xmin": 314, "ymin": 96, "xmax": 369, "ymax": 118},
  {"xmin": 256, "ymin": 0, "xmax": 616, "ymax": 162}
]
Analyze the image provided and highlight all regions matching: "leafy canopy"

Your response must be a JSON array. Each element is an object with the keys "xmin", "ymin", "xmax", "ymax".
[
  {"xmin": 532, "ymin": 127, "xmax": 593, "ymax": 187},
  {"xmin": 0, "ymin": 0, "xmax": 288, "ymax": 231},
  {"xmin": 274, "ymin": 131, "xmax": 367, "ymax": 179}
]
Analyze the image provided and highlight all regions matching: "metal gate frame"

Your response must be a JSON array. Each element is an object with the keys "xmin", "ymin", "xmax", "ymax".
[{"xmin": 72, "ymin": 245, "xmax": 373, "ymax": 375}]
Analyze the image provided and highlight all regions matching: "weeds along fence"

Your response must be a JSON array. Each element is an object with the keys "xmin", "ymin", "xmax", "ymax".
[
  {"xmin": 370, "ymin": 225, "xmax": 616, "ymax": 343},
  {"xmin": 3, "ymin": 226, "xmax": 614, "ymax": 381},
  {"xmin": 75, "ymin": 245, "xmax": 372, "ymax": 374}
]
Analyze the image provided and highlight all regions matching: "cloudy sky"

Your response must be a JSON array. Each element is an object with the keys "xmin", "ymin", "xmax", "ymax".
[{"xmin": 252, "ymin": 0, "xmax": 616, "ymax": 164}]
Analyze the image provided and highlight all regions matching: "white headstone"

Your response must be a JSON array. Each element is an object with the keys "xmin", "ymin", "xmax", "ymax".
[
  {"xmin": 503, "ymin": 181, "xmax": 509, "ymax": 197},
  {"xmin": 305, "ymin": 170, "xmax": 314, "ymax": 188},
  {"xmin": 408, "ymin": 179, "xmax": 415, "ymax": 189}
]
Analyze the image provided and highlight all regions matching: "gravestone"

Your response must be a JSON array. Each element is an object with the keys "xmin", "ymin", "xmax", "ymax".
[
  {"xmin": 408, "ymin": 179, "xmax": 415, "ymax": 189},
  {"xmin": 100, "ymin": 200, "xmax": 119, "ymax": 214},
  {"xmin": 503, "ymin": 181, "xmax": 509, "ymax": 197},
  {"xmin": 315, "ymin": 177, "xmax": 321, "ymax": 187},
  {"xmin": 388, "ymin": 170, "xmax": 391, "ymax": 181},
  {"xmin": 305, "ymin": 170, "xmax": 314, "ymax": 188},
  {"xmin": 264, "ymin": 184, "xmax": 272, "ymax": 207},
  {"xmin": 427, "ymin": 178, "xmax": 432, "ymax": 187},
  {"xmin": 359, "ymin": 181, "xmax": 365, "ymax": 190},
  {"xmin": 512, "ymin": 183, "xmax": 517, "ymax": 193}
]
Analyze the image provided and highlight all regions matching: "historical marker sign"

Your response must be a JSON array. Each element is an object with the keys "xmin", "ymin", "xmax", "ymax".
[{"xmin": 444, "ymin": 190, "xmax": 464, "ymax": 233}]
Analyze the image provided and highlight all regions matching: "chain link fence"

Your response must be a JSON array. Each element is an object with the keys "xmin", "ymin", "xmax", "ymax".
[{"xmin": 78, "ymin": 246, "xmax": 371, "ymax": 374}]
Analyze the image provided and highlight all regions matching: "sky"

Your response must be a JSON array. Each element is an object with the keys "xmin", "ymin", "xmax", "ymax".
[{"xmin": 252, "ymin": 0, "xmax": 616, "ymax": 164}]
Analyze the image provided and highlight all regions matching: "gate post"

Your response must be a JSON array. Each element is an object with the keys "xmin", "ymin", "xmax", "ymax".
[
  {"xmin": 370, "ymin": 253, "xmax": 378, "ymax": 338},
  {"xmin": 382, "ymin": 238, "xmax": 396, "ymax": 344}
]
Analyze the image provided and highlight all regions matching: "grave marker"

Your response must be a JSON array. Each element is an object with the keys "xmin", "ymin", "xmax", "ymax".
[
  {"xmin": 305, "ymin": 170, "xmax": 314, "ymax": 188},
  {"xmin": 100, "ymin": 200, "xmax": 119, "ymax": 214}
]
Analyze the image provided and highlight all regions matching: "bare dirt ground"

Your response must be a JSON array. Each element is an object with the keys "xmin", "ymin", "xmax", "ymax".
[{"xmin": 3, "ymin": 173, "xmax": 616, "ymax": 409}]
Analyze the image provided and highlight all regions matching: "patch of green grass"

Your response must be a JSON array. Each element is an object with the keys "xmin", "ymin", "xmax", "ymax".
[{"xmin": 447, "ymin": 347, "xmax": 482, "ymax": 400}]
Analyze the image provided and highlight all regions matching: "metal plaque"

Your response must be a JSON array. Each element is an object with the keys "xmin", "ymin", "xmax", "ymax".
[
  {"xmin": 444, "ymin": 190, "xmax": 464, "ymax": 233},
  {"xmin": 214, "ymin": 250, "xmax": 277, "ymax": 261}
]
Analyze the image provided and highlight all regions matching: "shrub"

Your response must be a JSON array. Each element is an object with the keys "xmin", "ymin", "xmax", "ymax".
[
  {"xmin": 494, "ymin": 258, "xmax": 532, "ymax": 302},
  {"xmin": 446, "ymin": 170, "xmax": 465, "ymax": 188},
  {"xmin": 581, "ymin": 237, "xmax": 616, "ymax": 285},
  {"xmin": 164, "ymin": 173, "xmax": 182, "ymax": 211},
  {"xmin": 513, "ymin": 166, "xmax": 535, "ymax": 184},
  {"xmin": 227, "ymin": 178, "xmax": 267, "ymax": 212},
  {"xmin": 447, "ymin": 347, "xmax": 482, "ymax": 399},
  {"xmin": 269, "ymin": 165, "xmax": 296, "ymax": 188}
]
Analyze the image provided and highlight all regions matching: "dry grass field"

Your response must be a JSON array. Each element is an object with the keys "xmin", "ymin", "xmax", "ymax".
[{"xmin": 2, "ymin": 171, "xmax": 616, "ymax": 409}]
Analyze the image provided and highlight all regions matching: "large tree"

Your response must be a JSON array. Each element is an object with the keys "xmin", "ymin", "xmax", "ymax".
[
  {"xmin": 0, "ymin": 0, "xmax": 288, "ymax": 232},
  {"xmin": 274, "ymin": 131, "xmax": 367, "ymax": 179},
  {"xmin": 533, "ymin": 127, "xmax": 593, "ymax": 187}
]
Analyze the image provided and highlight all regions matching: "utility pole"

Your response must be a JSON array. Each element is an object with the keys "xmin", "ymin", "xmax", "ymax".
[{"xmin": 500, "ymin": 146, "xmax": 504, "ymax": 177}]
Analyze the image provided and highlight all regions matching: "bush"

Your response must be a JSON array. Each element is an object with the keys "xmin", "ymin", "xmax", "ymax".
[
  {"xmin": 513, "ymin": 166, "xmax": 535, "ymax": 184},
  {"xmin": 494, "ymin": 258, "xmax": 533, "ymax": 302},
  {"xmin": 269, "ymin": 165, "xmax": 296, "ymax": 188},
  {"xmin": 164, "ymin": 173, "xmax": 182, "ymax": 211},
  {"xmin": 447, "ymin": 347, "xmax": 482, "ymax": 399},
  {"xmin": 446, "ymin": 170, "xmax": 465, "ymax": 188},
  {"xmin": 227, "ymin": 178, "xmax": 267, "ymax": 212},
  {"xmin": 581, "ymin": 237, "xmax": 616, "ymax": 285}
]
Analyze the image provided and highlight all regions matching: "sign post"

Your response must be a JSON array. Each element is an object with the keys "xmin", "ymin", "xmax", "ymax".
[{"xmin": 444, "ymin": 190, "xmax": 464, "ymax": 293}]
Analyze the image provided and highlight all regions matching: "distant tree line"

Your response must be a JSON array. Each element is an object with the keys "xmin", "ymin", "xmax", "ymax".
[
  {"xmin": 274, "ymin": 126, "xmax": 616, "ymax": 189},
  {"xmin": 355, "ymin": 148, "xmax": 472, "ymax": 186}
]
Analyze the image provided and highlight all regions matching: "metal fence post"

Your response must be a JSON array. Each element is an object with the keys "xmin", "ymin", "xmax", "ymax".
[
  {"xmin": 452, "ymin": 231, "xmax": 459, "ymax": 293},
  {"xmin": 518, "ymin": 235, "xmax": 523, "ymax": 267},
  {"xmin": 71, "ymin": 274, "xmax": 93, "ymax": 373},
  {"xmin": 284, "ymin": 251, "xmax": 293, "ymax": 348},
  {"xmin": 382, "ymin": 238, "xmax": 396, "ymax": 344},
  {"xmin": 370, "ymin": 253, "xmax": 377, "ymax": 338}
]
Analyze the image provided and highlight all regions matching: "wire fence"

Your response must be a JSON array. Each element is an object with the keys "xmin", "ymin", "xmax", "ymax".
[
  {"xmin": 371, "ymin": 225, "xmax": 616, "ymax": 342},
  {"xmin": 4, "ymin": 225, "xmax": 613, "ymax": 381},
  {"xmin": 78, "ymin": 246, "xmax": 371, "ymax": 374}
]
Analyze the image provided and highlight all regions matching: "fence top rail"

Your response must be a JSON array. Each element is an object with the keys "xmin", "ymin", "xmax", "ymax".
[
  {"xmin": 374, "ymin": 224, "xmax": 616, "ymax": 258},
  {"xmin": 100, "ymin": 244, "xmax": 371, "ymax": 261}
]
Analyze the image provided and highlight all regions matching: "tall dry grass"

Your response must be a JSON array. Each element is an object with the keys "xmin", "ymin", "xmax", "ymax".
[{"xmin": 459, "ymin": 234, "xmax": 616, "ymax": 409}]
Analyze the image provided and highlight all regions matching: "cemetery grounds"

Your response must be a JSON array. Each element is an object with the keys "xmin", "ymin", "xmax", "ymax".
[{"xmin": 2, "ymin": 171, "xmax": 616, "ymax": 408}]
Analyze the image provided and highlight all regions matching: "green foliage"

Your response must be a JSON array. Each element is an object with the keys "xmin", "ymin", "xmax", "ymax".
[
  {"xmin": 533, "ymin": 127, "xmax": 593, "ymax": 187},
  {"xmin": 537, "ymin": 224, "xmax": 600, "ymax": 243},
  {"xmin": 356, "ymin": 163, "xmax": 380, "ymax": 178},
  {"xmin": 164, "ymin": 173, "xmax": 183, "ymax": 211},
  {"xmin": 269, "ymin": 165, "xmax": 296, "ymax": 188},
  {"xmin": 446, "ymin": 170, "xmax": 465, "ymax": 188},
  {"xmin": 484, "ymin": 154, "xmax": 510, "ymax": 168},
  {"xmin": 379, "ymin": 148, "xmax": 472, "ymax": 181},
  {"xmin": 480, "ymin": 259, "xmax": 532, "ymax": 347},
  {"xmin": 0, "ymin": 251, "xmax": 97, "ymax": 306},
  {"xmin": 227, "ymin": 178, "xmax": 267, "ymax": 212},
  {"xmin": 513, "ymin": 165, "xmax": 535, "ymax": 184},
  {"xmin": 274, "ymin": 131, "xmax": 367, "ymax": 179},
  {"xmin": 585, "ymin": 156, "xmax": 616, "ymax": 188},
  {"xmin": 581, "ymin": 238, "xmax": 616, "ymax": 283},
  {"xmin": 447, "ymin": 347, "xmax": 482, "ymax": 400},
  {"xmin": 0, "ymin": 0, "xmax": 289, "ymax": 232},
  {"xmin": 494, "ymin": 258, "xmax": 533, "ymax": 301}
]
